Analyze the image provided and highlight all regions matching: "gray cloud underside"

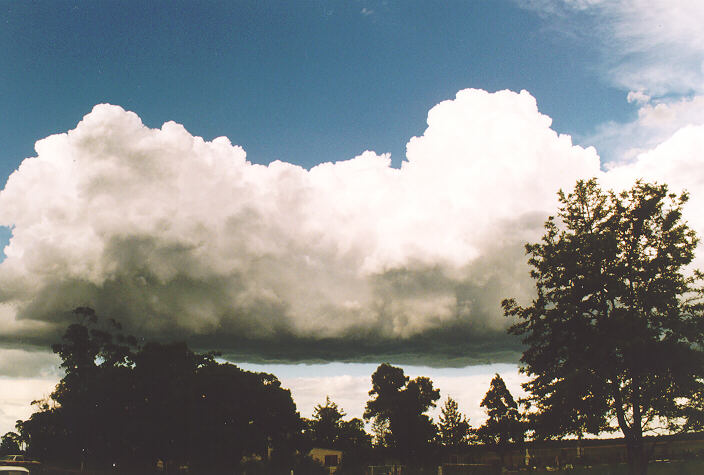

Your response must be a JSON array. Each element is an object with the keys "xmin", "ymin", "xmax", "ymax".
[
  {"xmin": 0, "ymin": 348, "xmax": 60, "ymax": 379},
  {"xmin": 3, "ymin": 232, "xmax": 533, "ymax": 366},
  {"xmin": 5, "ymin": 88, "xmax": 704, "ymax": 366}
]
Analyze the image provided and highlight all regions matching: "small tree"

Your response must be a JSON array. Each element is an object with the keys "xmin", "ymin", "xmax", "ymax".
[
  {"xmin": 503, "ymin": 179, "xmax": 704, "ymax": 475},
  {"xmin": 364, "ymin": 363, "xmax": 440, "ymax": 464},
  {"xmin": 306, "ymin": 396, "xmax": 370, "ymax": 451},
  {"xmin": 337, "ymin": 418, "xmax": 372, "ymax": 450},
  {"xmin": 437, "ymin": 396, "xmax": 471, "ymax": 447},
  {"xmin": 0, "ymin": 432, "xmax": 21, "ymax": 455},
  {"xmin": 309, "ymin": 396, "xmax": 346, "ymax": 447},
  {"xmin": 476, "ymin": 374, "xmax": 524, "ymax": 465}
]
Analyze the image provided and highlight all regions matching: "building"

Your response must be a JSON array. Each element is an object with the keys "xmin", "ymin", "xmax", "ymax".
[{"xmin": 309, "ymin": 447, "xmax": 343, "ymax": 474}]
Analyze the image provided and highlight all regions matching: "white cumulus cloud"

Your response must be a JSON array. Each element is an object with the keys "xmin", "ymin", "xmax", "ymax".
[
  {"xmin": 0, "ymin": 89, "xmax": 601, "ymax": 364},
  {"xmin": 588, "ymin": 94, "xmax": 704, "ymax": 162},
  {"xmin": 524, "ymin": 1, "xmax": 704, "ymax": 166},
  {"xmin": 604, "ymin": 124, "xmax": 704, "ymax": 268}
]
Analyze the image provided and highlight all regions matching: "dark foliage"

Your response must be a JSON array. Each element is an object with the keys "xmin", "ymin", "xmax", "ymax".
[
  {"xmin": 475, "ymin": 374, "xmax": 525, "ymax": 463},
  {"xmin": 0, "ymin": 432, "xmax": 21, "ymax": 455},
  {"xmin": 305, "ymin": 396, "xmax": 371, "ymax": 450},
  {"xmin": 437, "ymin": 396, "xmax": 471, "ymax": 448},
  {"xmin": 303, "ymin": 396, "xmax": 373, "ymax": 474},
  {"xmin": 17, "ymin": 307, "xmax": 306, "ymax": 473},
  {"xmin": 364, "ymin": 363, "xmax": 440, "ymax": 465},
  {"xmin": 504, "ymin": 179, "xmax": 704, "ymax": 475}
]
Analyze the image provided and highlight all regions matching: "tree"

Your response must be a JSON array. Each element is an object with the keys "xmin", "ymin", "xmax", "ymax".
[
  {"xmin": 303, "ymin": 397, "xmax": 372, "ymax": 474},
  {"xmin": 20, "ymin": 308, "xmax": 306, "ymax": 473},
  {"xmin": 306, "ymin": 397, "xmax": 371, "ymax": 451},
  {"xmin": 364, "ymin": 363, "xmax": 440, "ymax": 464},
  {"xmin": 503, "ymin": 179, "xmax": 704, "ymax": 475},
  {"xmin": 308, "ymin": 396, "xmax": 346, "ymax": 447},
  {"xmin": 370, "ymin": 416, "xmax": 392, "ymax": 448},
  {"xmin": 25, "ymin": 307, "xmax": 140, "ymax": 468},
  {"xmin": 437, "ymin": 396, "xmax": 471, "ymax": 448},
  {"xmin": 475, "ymin": 374, "xmax": 524, "ymax": 465},
  {"xmin": 0, "ymin": 432, "xmax": 21, "ymax": 455},
  {"xmin": 337, "ymin": 418, "xmax": 371, "ymax": 450}
]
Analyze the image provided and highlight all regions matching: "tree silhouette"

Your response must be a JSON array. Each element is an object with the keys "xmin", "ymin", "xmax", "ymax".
[
  {"xmin": 437, "ymin": 396, "xmax": 471, "ymax": 447},
  {"xmin": 475, "ymin": 374, "xmax": 524, "ymax": 465},
  {"xmin": 337, "ymin": 418, "xmax": 371, "ymax": 450},
  {"xmin": 306, "ymin": 396, "xmax": 371, "ymax": 451},
  {"xmin": 0, "ymin": 432, "xmax": 21, "ymax": 456},
  {"xmin": 370, "ymin": 417, "xmax": 391, "ymax": 448},
  {"xmin": 19, "ymin": 308, "xmax": 306, "ymax": 473},
  {"xmin": 23, "ymin": 307, "xmax": 140, "ymax": 468},
  {"xmin": 503, "ymin": 180, "xmax": 704, "ymax": 475},
  {"xmin": 364, "ymin": 363, "xmax": 440, "ymax": 464},
  {"xmin": 308, "ymin": 396, "xmax": 346, "ymax": 447}
]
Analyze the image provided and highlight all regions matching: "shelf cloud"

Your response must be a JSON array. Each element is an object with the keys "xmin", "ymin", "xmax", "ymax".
[{"xmin": 2, "ymin": 88, "xmax": 702, "ymax": 365}]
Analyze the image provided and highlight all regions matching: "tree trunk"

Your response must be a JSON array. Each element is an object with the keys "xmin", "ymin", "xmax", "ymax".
[
  {"xmin": 611, "ymin": 377, "xmax": 649, "ymax": 475},
  {"xmin": 627, "ymin": 378, "xmax": 648, "ymax": 475},
  {"xmin": 626, "ymin": 439, "xmax": 648, "ymax": 475}
]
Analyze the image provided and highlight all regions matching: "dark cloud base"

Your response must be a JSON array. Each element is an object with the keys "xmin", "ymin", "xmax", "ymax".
[
  {"xmin": 1, "ymin": 315, "xmax": 522, "ymax": 369},
  {"xmin": 192, "ymin": 326, "xmax": 523, "ymax": 368}
]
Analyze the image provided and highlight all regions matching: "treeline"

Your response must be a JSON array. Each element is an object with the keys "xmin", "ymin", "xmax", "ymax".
[
  {"xmin": 2, "ymin": 308, "xmax": 522, "ymax": 474},
  {"xmin": 9, "ymin": 307, "xmax": 316, "ymax": 473}
]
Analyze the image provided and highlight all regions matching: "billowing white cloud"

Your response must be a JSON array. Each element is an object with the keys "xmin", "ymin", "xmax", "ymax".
[
  {"xmin": 604, "ymin": 123, "xmax": 704, "ymax": 268},
  {"xmin": 588, "ymin": 94, "xmax": 704, "ymax": 162},
  {"xmin": 524, "ymin": 1, "xmax": 704, "ymax": 166},
  {"xmin": 2, "ymin": 87, "xmax": 704, "ymax": 436},
  {"xmin": 626, "ymin": 90, "xmax": 650, "ymax": 105},
  {"xmin": 0, "ymin": 89, "xmax": 601, "ymax": 363}
]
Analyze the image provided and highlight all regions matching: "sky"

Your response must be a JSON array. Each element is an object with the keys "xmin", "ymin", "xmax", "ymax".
[{"xmin": 2, "ymin": 0, "xmax": 704, "ymax": 435}]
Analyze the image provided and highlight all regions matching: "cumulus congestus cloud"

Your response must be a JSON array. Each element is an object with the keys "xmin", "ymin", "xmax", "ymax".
[{"xmin": 0, "ymin": 89, "xmax": 602, "ymax": 365}]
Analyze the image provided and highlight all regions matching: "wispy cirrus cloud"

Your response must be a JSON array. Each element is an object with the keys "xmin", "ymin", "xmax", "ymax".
[
  {"xmin": 525, "ymin": 0, "xmax": 704, "ymax": 96},
  {"xmin": 523, "ymin": 1, "xmax": 704, "ymax": 163}
]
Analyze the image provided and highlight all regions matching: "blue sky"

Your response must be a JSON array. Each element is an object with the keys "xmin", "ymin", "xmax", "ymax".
[
  {"xmin": 2, "ymin": 0, "xmax": 704, "ymax": 433},
  {"xmin": 1, "ymin": 0, "xmax": 630, "ymax": 178}
]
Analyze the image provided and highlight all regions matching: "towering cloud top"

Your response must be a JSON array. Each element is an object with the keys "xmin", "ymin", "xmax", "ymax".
[{"xmin": 0, "ymin": 89, "xmax": 623, "ymax": 364}]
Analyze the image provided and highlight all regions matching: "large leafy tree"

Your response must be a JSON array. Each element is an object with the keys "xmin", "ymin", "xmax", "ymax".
[
  {"xmin": 24, "ymin": 307, "xmax": 139, "ymax": 467},
  {"xmin": 364, "ymin": 363, "xmax": 440, "ymax": 464},
  {"xmin": 475, "ymin": 374, "xmax": 524, "ymax": 464},
  {"xmin": 503, "ymin": 179, "xmax": 704, "ymax": 475},
  {"xmin": 19, "ymin": 308, "xmax": 305, "ymax": 473},
  {"xmin": 437, "ymin": 396, "xmax": 471, "ymax": 448}
]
